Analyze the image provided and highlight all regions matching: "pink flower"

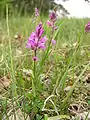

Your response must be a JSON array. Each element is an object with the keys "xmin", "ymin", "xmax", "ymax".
[
  {"xmin": 47, "ymin": 20, "xmax": 52, "ymax": 26},
  {"xmin": 26, "ymin": 32, "xmax": 36, "ymax": 50},
  {"xmin": 47, "ymin": 11, "xmax": 58, "ymax": 33},
  {"xmin": 26, "ymin": 22, "xmax": 47, "ymax": 51},
  {"xmin": 52, "ymin": 39, "xmax": 56, "ymax": 45},
  {"xmin": 36, "ymin": 22, "xmax": 44, "ymax": 37},
  {"xmin": 49, "ymin": 11, "xmax": 56, "ymax": 22},
  {"xmin": 32, "ymin": 56, "xmax": 38, "ymax": 61},
  {"xmin": 85, "ymin": 22, "xmax": 90, "ymax": 32},
  {"xmin": 38, "ymin": 36, "xmax": 47, "ymax": 50},
  {"xmin": 35, "ymin": 8, "xmax": 39, "ymax": 17}
]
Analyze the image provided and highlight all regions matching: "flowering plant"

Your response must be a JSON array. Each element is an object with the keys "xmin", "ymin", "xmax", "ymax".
[
  {"xmin": 47, "ymin": 11, "xmax": 58, "ymax": 45},
  {"xmin": 26, "ymin": 22, "xmax": 47, "ymax": 61},
  {"xmin": 26, "ymin": 8, "xmax": 57, "ymax": 97}
]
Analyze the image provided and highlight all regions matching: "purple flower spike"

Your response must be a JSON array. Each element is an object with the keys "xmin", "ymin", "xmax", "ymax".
[
  {"xmin": 85, "ymin": 22, "xmax": 90, "ymax": 32},
  {"xmin": 52, "ymin": 39, "xmax": 56, "ymax": 45},
  {"xmin": 49, "ymin": 11, "xmax": 56, "ymax": 22},
  {"xmin": 26, "ymin": 22, "xmax": 47, "ymax": 52},
  {"xmin": 47, "ymin": 10, "xmax": 58, "ymax": 33},
  {"xmin": 33, "ymin": 56, "xmax": 38, "ymax": 61},
  {"xmin": 35, "ymin": 8, "xmax": 39, "ymax": 17}
]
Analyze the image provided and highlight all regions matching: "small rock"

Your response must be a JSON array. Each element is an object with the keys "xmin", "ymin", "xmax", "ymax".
[
  {"xmin": 72, "ymin": 41, "xmax": 78, "ymax": 47},
  {"xmin": 80, "ymin": 49, "xmax": 85, "ymax": 56},
  {"xmin": 23, "ymin": 69, "xmax": 33, "ymax": 77},
  {"xmin": 64, "ymin": 86, "xmax": 72, "ymax": 92}
]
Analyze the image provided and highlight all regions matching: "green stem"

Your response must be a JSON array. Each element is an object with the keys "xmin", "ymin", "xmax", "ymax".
[
  {"xmin": 34, "ymin": 50, "xmax": 36, "ymax": 80},
  {"xmin": 6, "ymin": 4, "xmax": 16, "ymax": 120},
  {"xmin": 38, "ymin": 22, "xmax": 55, "ymax": 75},
  {"xmin": 38, "ymin": 19, "xmax": 62, "ymax": 76},
  {"xmin": 32, "ymin": 50, "xmax": 37, "ymax": 97}
]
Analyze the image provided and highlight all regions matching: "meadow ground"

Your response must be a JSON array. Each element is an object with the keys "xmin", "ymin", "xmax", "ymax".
[{"xmin": 0, "ymin": 15, "xmax": 90, "ymax": 120}]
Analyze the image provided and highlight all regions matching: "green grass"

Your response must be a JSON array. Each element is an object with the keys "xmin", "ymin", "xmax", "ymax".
[{"xmin": 0, "ymin": 14, "xmax": 90, "ymax": 120}]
